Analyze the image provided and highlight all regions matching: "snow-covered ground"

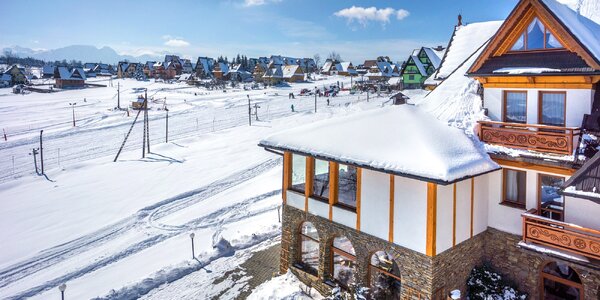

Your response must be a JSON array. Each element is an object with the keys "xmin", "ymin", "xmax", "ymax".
[{"xmin": 0, "ymin": 76, "xmax": 397, "ymax": 299}]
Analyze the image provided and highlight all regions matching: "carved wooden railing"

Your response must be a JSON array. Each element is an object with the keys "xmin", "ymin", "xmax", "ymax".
[
  {"xmin": 522, "ymin": 209, "xmax": 600, "ymax": 260},
  {"xmin": 478, "ymin": 121, "xmax": 580, "ymax": 155}
]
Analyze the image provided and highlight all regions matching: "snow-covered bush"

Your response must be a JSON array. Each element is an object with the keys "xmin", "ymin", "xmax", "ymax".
[
  {"xmin": 467, "ymin": 263, "xmax": 527, "ymax": 300},
  {"xmin": 326, "ymin": 285, "xmax": 368, "ymax": 300}
]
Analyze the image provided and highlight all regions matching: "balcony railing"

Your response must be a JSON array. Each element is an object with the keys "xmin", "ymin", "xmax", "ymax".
[
  {"xmin": 522, "ymin": 209, "xmax": 600, "ymax": 260},
  {"xmin": 478, "ymin": 121, "xmax": 580, "ymax": 155}
]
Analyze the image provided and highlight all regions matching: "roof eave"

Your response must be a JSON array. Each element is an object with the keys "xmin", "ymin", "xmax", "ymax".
[
  {"xmin": 258, "ymin": 143, "xmax": 501, "ymax": 186},
  {"xmin": 558, "ymin": 190, "xmax": 600, "ymax": 204}
]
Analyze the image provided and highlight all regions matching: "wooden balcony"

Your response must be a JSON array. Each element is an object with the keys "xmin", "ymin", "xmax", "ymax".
[
  {"xmin": 522, "ymin": 209, "xmax": 600, "ymax": 261},
  {"xmin": 478, "ymin": 121, "xmax": 580, "ymax": 155}
]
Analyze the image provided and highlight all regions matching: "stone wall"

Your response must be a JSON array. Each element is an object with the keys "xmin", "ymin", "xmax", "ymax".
[
  {"xmin": 281, "ymin": 205, "xmax": 600, "ymax": 299},
  {"xmin": 483, "ymin": 227, "xmax": 600, "ymax": 300}
]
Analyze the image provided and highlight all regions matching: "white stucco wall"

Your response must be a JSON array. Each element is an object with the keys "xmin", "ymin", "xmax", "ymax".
[
  {"xmin": 436, "ymin": 184, "xmax": 454, "ymax": 253},
  {"xmin": 287, "ymin": 190, "xmax": 305, "ymax": 211},
  {"xmin": 486, "ymin": 169, "xmax": 527, "ymax": 235},
  {"xmin": 483, "ymin": 88, "xmax": 593, "ymax": 126},
  {"xmin": 308, "ymin": 197, "xmax": 329, "ymax": 219},
  {"xmin": 564, "ymin": 196, "xmax": 600, "ymax": 231},
  {"xmin": 332, "ymin": 206, "xmax": 356, "ymax": 229},
  {"xmin": 455, "ymin": 179, "xmax": 473, "ymax": 245},
  {"xmin": 473, "ymin": 175, "xmax": 489, "ymax": 236},
  {"xmin": 393, "ymin": 176, "xmax": 427, "ymax": 254},
  {"xmin": 360, "ymin": 169, "xmax": 390, "ymax": 241}
]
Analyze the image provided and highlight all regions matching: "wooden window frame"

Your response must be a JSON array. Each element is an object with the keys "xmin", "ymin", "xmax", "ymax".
[
  {"xmin": 368, "ymin": 252, "xmax": 401, "ymax": 289},
  {"xmin": 298, "ymin": 222, "xmax": 320, "ymax": 276},
  {"xmin": 537, "ymin": 173, "xmax": 566, "ymax": 222},
  {"xmin": 330, "ymin": 242, "xmax": 357, "ymax": 289},
  {"xmin": 508, "ymin": 17, "xmax": 565, "ymax": 53},
  {"xmin": 540, "ymin": 262, "xmax": 584, "ymax": 300},
  {"xmin": 335, "ymin": 163, "xmax": 358, "ymax": 212},
  {"xmin": 503, "ymin": 90, "xmax": 528, "ymax": 124},
  {"xmin": 501, "ymin": 168, "xmax": 527, "ymax": 209},
  {"xmin": 538, "ymin": 91, "xmax": 567, "ymax": 127}
]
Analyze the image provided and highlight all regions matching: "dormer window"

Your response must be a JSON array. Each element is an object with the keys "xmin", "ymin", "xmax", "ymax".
[{"xmin": 510, "ymin": 17, "xmax": 563, "ymax": 51}]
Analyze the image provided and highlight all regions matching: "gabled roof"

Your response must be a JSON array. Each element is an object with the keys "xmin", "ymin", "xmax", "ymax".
[
  {"xmin": 282, "ymin": 65, "xmax": 302, "ymax": 78},
  {"xmin": 260, "ymin": 105, "xmax": 499, "ymax": 184},
  {"xmin": 560, "ymin": 151, "xmax": 600, "ymax": 202},
  {"xmin": 469, "ymin": 0, "xmax": 600, "ymax": 75},
  {"xmin": 409, "ymin": 55, "xmax": 427, "ymax": 76},
  {"xmin": 422, "ymin": 47, "xmax": 443, "ymax": 69}
]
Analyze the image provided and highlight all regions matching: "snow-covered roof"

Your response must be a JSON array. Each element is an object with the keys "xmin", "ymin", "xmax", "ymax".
[
  {"xmin": 1, "ymin": 73, "xmax": 11, "ymax": 82},
  {"xmin": 541, "ymin": 0, "xmax": 600, "ymax": 64},
  {"xmin": 560, "ymin": 150, "xmax": 600, "ymax": 202},
  {"xmin": 321, "ymin": 61, "xmax": 333, "ymax": 72},
  {"xmin": 435, "ymin": 21, "xmax": 503, "ymax": 80},
  {"xmin": 339, "ymin": 62, "xmax": 358, "ymax": 75},
  {"xmin": 260, "ymin": 105, "xmax": 499, "ymax": 184},
  {"xmin": 423, "ymin": 47, "xmax": 443, "ymax": 69},
  {"xmin": 281, "ymin": 65, "xmax": 301, "ymax": 78},
  {"xmin": 410, "ymin": 56, "xmax": 427, "ymax": 76},
  {"xmin": 56, "ymin": 66, "xmax": 71, "ymax": 79}
]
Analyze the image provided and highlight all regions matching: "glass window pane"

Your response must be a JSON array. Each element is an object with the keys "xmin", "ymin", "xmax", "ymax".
[
  {"xmin": 540, "ymin": 93, "xmax": 565, "ymax": 126},
  {"xmin": 312, "ymin": 159, "xmax": 330, "ymax": 199},
  {"xmin": 504, "ymin": 169, "xmax": 526, "ymax": 204},
  {"xmin": 540, "ymin": 175, "xmax": 564, "ymax": 220},
  {"xmin": 301, "ymin": 222, "xmax": 319, "ymax": 240},
  {"xmin": 301, "ymin": 236, "xmax": 319, "ymax": 274},
  {"xmin": 338, "ymin": 165, "xmax": 357, "ymax": 208},
  {"xmin": 527, "ymin": 18, "xmax": 545, "ymax": 50},
  {"xmin": 333, "ymin": 236, "xmax": 356, "ymax": 256},
  {"xmin": 505, "ymin": 92, "xmax": 527, "ymax": 123},
  {"xmin": 511, "ymin": 33, "xmax": 525, "ymax": 51},
  {"xmin": 546, "ymin": 31, "xmax": 563, "ymax": 48},
  {"xmin": 333, "ymin": 253, "xmax": 356, "ymax": 287},
  {"xmin": 291, "ymin": 154, "xmax": 306, "ymax": 192},
  {"xmin": 370, "ymin": 252, "xmax": 401, "ymax": 300}
]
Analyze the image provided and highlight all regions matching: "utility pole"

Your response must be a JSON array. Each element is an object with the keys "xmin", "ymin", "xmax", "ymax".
[
  {"xmin": 247, "ymin": 94, "xmax": 251, "ymax": 126},
  {"xmin": 69, "ymin": 102, "xmax": 77, "ymax": 126},
  {"xmin": 145, "ymin": 89, "xmax": 150, "ymax": 154},
  {"xmin": 117, "ymin": 82, "xmax": 120, "ymax": 109},
  {"xmin": 314, "ymin": 87, "xmax": 317, "ymax": 113},
  {"xmin": 39, "ymin": 130, "xmax": 44, "ymax": 175},
  {"xmin": 31, "ymin": 148, "xmax": 39, "ymax": 175},
  {"xmin": 165, "ymin": 107, "xmax": 169, "ymax": 143}
]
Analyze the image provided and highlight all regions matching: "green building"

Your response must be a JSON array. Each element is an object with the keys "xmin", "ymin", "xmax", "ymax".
[{"xmin": 400, "ymin": 47, "xmax": 444, "ymax": 89}]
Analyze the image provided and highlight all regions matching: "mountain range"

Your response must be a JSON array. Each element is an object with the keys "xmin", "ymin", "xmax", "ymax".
[{"xmin": 2, "ymin": 45, "xmax": 168, "ymax": 64}]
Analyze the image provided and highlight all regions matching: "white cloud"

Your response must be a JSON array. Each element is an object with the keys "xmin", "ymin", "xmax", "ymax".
[
  {"xmin": 334, "ymin": 6, "xmax": 410, "ymax": 27},
  {"xmin": 164, "ymin": 38, "xmax": 190, "ymax": 47},
  {"xmin": 243, "ymin": 0, "xmax": 281, "ymax": 7}
]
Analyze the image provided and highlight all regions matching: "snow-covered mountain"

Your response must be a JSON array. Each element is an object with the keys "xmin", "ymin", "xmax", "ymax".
[
  {"xmin": 558, "ymin": 0, "xmax": 600, "ymax": 24},
  {"xmin": 2, "ymin": 45, "xmax": 166, "ymax": 64}
]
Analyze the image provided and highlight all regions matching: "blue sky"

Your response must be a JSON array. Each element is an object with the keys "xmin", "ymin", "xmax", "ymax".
[{"xmin": 0, "ymin": 0, "xmax": 519, "ymax": 62}]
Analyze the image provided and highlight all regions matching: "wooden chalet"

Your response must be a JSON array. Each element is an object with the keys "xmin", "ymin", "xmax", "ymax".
[{"xmin": 54, "ymin": 67, "xmax": 86, "ymax": 88}]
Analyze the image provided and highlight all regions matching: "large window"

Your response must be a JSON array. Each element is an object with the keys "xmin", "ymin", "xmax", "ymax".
[
  {"xmin": 299, "ymin": 222, "xmax": 320, "ymax": 275},
  {"xmin": 337, "ymin": 164, "xmax": 357, "ymax": 209},
  {"xmin": 290, "ymin": 154, "xmax": 306, "ymax": 193},
  {"xmin": 312, "ymin": 159, "xmax": 330, "ymax": 200},
  {"xmin": 539, "ymin": 92, "xmax": 566, "ymax": 127},
  {"xmin": 369, "ymin": 251, "xmax": 401, "ymax": 299},
  {"xmin": 504, "ymin": 91, "xmax": 527, "ymax": 123},
  {"xmin": 541, "ymin": 262, "xmax": 582, "ymax": 300},
  {"xmin": 539, "ymin": 174, "xmax": 565, "ymax": 221},
  {"xmin": 331, "ymin": 236, "xmax": 356, "ymax": 288},
  {"xmin": 503, "ymin": 169, "xmax": 527, "ymax": 208},
  {"xmin": 510, "ymin": 17, "xmax": 564, "ymax": 51}
]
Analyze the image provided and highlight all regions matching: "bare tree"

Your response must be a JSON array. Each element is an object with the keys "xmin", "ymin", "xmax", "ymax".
[
  {"xmin": 328, "ymin": 51, "xmax": 342, "ymax": 62},
  {"xmin": 3, "ymin": 49, "xmax": 14, "ymax": 65},
  {"xmin": 313, "ymin": 53, "xmax": 321, "ymax": 68}
]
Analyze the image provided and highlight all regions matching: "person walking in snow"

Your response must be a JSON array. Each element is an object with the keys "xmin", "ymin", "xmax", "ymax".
[
  {"xmin": 327, "ymin": 98, "xmax": 330, "ymax": 106},
  {"xmin": 291, "ymin": 104, "xmax": 295, "ymax": 112}
]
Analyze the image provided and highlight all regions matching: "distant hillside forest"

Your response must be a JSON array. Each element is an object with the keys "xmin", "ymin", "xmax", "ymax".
[{"xmin": 1, "ymin": 50, "xmax": 85, "ymax": 68}]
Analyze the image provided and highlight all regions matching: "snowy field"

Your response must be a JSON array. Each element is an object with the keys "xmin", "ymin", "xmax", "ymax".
[{"xmin": 0, "ymin": 76, "xmax": 402, "ymax": 299}]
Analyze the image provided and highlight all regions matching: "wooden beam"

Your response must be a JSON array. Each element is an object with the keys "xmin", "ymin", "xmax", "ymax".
[
  {"xmin": 492, "ymin": 158, "xmax": 576, "ymax": 176},
  {"xmin": 426, "ymin": 182, "xmax": 438, "ymax": 257},
  {"xmin": 305, "ymin": 157, "xmax": 315, "ymax": 212},
  {"xmin": 356, "ymin": 168, "xmax": 362, "ymax": 231},
  {"xmin": 470, "ymin": 177, "xmax": 475, "ymax": 238},
  {"xmin": 282, "ymin": 152, "xmax": 292, "ymax": 204},
  {"xmin": 328, "ymin": 162, "xmax": 339, "ymax": 220},
  {"xmin": 389, "ymin": 175, "xmax": 395, "ymax": 243},
  {"xmin": 452, "ymin": 183, "xmax": 457, "ymax": 247}
]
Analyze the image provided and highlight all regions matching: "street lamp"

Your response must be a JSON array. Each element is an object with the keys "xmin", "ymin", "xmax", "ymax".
[
  {"xmin": 69, "ymin": 103, "xmax": 77, "ymax": 127},
  {"xmin": 58, "ymin": 283, "xmax": 66, "ymax": 300},
  {"xmin": 190, "ymin": 232, "xmax": 195, "ymax": 259}
]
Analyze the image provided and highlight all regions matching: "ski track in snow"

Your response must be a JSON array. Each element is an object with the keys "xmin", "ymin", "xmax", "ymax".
[{"xmin": 0, "ymin": 157, "xmax": 281, "ymax": 299}]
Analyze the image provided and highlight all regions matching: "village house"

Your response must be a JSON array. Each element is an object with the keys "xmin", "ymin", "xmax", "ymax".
[
  {"xmin": 259, "ymin": 0, "xmax": 600, "ymax": 299},
  {"xmin": 252, "ymin": 61, "xmax": 268, "ymax": 82},
  {"xmin": 281, "ymin": 64, "xmax": 304, "ymax": 83},
  {"xmin": 93, "ymin": 63, "xmax": 114, "ymax": 77},
  {"xmin": 164, "ymin": 61, "xmax": 177, "ymax": 79},
  {"xmin": 54, "ymin": 66, "xmax": 86, "ymax": 88},
  {"xmin": 143, "ymin": 61, "xmax": 155, "ymax": 78},
  {"xmin": 194, "ymin": 57, "xmax": 215, "ymax": 79},
  {"xmin": 212, "ymin": 62, "xmax": 230, "ymax": 80},
  {"xmin": 229, "ymin": 64, "xmax": 253, "ymax": 82},
  {"xmin": 117, "ymin": 62, "xmax": 141, "ymax": 78},
  {"xmin": 262, "ymin": 65, "xmax": 283, "ymax": 84},
  {"xmin": 338, "ymin": 62, "xmax": 358, "ymax": 77},
  {"xmin": 180, "ymin": 58, "xmax": 193, "ymax": 74},
  {"xmin": 2, "ymin": 65, "xmax": 28, "ymax": 86},
  {"xmin": 400, "ymin": 47, "xmax": 444, "ymax": 89},
  {"xmin": 320, "ymin": 59, "xmax": 340, "ymax": 75}
]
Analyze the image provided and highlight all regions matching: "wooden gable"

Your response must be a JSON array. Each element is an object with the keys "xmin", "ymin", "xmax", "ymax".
[{"xmin": 469, "ymin": 0, "xmax": 600, "ymax": 74}]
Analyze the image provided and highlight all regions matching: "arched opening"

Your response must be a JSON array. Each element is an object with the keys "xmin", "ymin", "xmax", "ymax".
[
  {"xmin": 369, "ymin": 250, "xmax": 401, "ymax": 299},
  {"xmin": 299, "ymin": 222, "xmax": 320, "ymax": 275},
  {"xmin": 541, "ymin": 261, "xmax": 583, "ymax": 300},
  {"xmin": 331, "ymin": 236, "xmax": 357, "ymax": 288}
]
